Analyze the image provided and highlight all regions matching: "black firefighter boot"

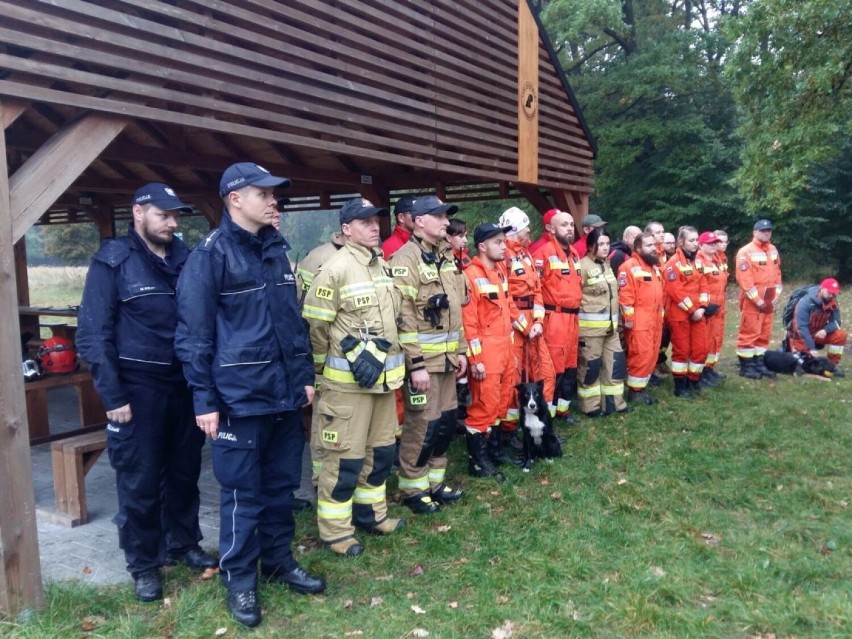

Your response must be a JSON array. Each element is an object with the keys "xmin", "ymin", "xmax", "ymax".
[
  {"xmin": 673, "ymin": 376, "xmax": 693, "ymax": 398},
  {"xmin": 738, "ymin": 356, "xmax": 762, "ymax": 379},
  {"xmin": 698, "ymin": 368, "xmax": 720, "ymax": 389},
  {"xmin": 486, "ymin": 430, "xmax": 518, "ymax": 467},
  {"xmin": 465, "ymin": 432, "xmax": 505, "ymax": 481},
  {"xmin": 754, "ymin": 354, "xmax": 776, "ymax": 379}
]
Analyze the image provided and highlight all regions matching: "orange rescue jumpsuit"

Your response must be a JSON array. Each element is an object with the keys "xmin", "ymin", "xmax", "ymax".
[
  {"xmin": 700, "ymin": 253, "xmax": 728, "ymax": 371},
  {"xmin": 462, "ymin": 257, "xmax": 519, "ymax": 434},
  {"xmin": 664, "ymin": 248, "xmax": 708, "ymax": 382},
  {"xmin": 503, "ymin": 237, "xmax": 557, "ymax": 423},
  {"xmin": 735, "ymin": 240, "xmax": 782, "ymax": 358},
  {"xmin": 532, "ymin": 234, "xmax": 583, "ymax": 416},
  {"xmin": 617, "ymin": 254, "xmax": 665, "ymax": 391}
]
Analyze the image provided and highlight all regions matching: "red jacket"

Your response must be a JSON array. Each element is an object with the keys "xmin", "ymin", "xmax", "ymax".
[
  {"xmin": 532, "ymin": 234, "xmax": 583, "ymax": 311},
  {"xmin": 381, "ymin": 225, "xmax": 411, "ymax": 259}
]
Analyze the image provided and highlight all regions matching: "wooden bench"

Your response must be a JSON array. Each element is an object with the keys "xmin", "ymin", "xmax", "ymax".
[
  {"xmin": 48, "ymin": 431, "xmax": 108, "ymax": 527},
  {"xmin": 25, "ymin": 369, "xmax": 106, "ymax": 443}
]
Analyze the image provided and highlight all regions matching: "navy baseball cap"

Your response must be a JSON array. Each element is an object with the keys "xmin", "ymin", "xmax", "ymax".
[
  {"xmin": 339, "ymin": 197, "xmax": 389, "ymax": 224},
  {"xmin": 394, "ymin": 195, "xmax": 417, "ymax": 215},
  {"xmin": 219, "ymin": 162, "xmax": 291, "ymax": 197},
  {"xmin": 411, "ymin": 195, "xmax": 458, "ymax": 218},
  {"xmin": 473, "ymin": 222, "xmax": 512, "ymax": 247},
  {"xmin": 754, "ymin": 219, "xmax": 773, "ymax": 231},
  {"xmin": 132, "ymin": 182, "xmax": 192, "ymax": 212}
]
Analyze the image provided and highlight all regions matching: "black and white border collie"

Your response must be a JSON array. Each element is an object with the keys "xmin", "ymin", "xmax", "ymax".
[{"xmin": 516, "ymin": 380, "xmax": 562, "ymax": 472}]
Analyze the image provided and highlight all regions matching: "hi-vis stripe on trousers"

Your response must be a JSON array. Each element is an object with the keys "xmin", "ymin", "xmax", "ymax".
[
  {"xmin": 314, "ymin": 389, "xmax": 396, "ymax": 543},
  {"xmin": 577, "ymin": 331, "xmax": 627, "ymax": 414}
]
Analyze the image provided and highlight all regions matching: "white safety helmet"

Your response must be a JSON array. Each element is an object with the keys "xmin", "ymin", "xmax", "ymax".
[{"xmin": 498, "ymin": 207, "xmax": 530, "ymax": 235}]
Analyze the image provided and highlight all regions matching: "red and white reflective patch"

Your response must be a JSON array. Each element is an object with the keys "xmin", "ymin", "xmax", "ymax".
[
  {"xmin": 618, "ymin": 272, "xmax": 627, "ymax": 288},
  {"xmin": 739, "ymin": 261, "xmax": 749, "ymax": 271},
  {"xmin": 666, "ymin": 269, "xmax": 677, "ymax": 282}
]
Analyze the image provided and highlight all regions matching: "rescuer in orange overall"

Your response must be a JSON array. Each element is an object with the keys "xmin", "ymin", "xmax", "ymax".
[
  {"xmin": 462, "ymin": 222, "xmax": 521, "ymax": 480},
  {"xmin": 735, "ymin": 219, "xmax": 782, "ymax": 379},
  {"xmin": 696, "ymin": 231, "xmax": 728, "ymax": 386},
  {"xmin": 532, "ymin": 208, "xmax": 582, "ymax": 423},
  {"xmin": 617, "ymin": 232, "xmax": 665, "ymax": 404}
]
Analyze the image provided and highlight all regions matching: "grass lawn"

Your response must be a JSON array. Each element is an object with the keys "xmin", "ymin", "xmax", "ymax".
[{"xmin": 4, "ymin": 286, "xmax": 849, "ymax": 638}]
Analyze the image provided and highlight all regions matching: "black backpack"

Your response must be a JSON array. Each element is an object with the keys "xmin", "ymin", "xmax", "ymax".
[{"xmin": 782, "ymin": 286, "xmax": 811, "ymax": 329}]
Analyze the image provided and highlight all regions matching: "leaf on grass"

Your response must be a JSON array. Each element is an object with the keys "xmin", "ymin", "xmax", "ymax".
[
  {"xmin": 488, "ymin": 556, "xmax": 501, "ymax": 565},
  {"xmin": 617, "ymin": 478, "xmax": 628, "ymax": 485},
  {"xmin": 344, "ymin": 599, "xmax": 354, "ymax": 609},
  {"xmin": 370, "ymin": 596, "xmax": 384, "ymax": 607},
  {"xmin": 201, "ymin": 567, "xmax": 219, "ymax": 579},
  {"xmin": 458, "ymin": 557, "xmax": 469, "ymax": 564},
  {"xmin": 435, "ymin": 525, "xmax": 452, "ymax": 533},
  {"xmin": 411, "ymin": 629, "xmax": 430, "ymax": 637},
  {"xmin": 448, "ymin": 601, "xmax": 459, "ymax": 609},
  {"xmin": 82, "ymin": 566, "xmax": 92, "ymax": 575},
  {"xmin": 409, "ymin": 564, "xmax": 425, "ymax": 577},
  {"xmin": 343, "ymin": 631, "xmax": 364, "ymax": 637},
  {"xmin": 375, "ymin": 574, "xmax": 394, "ymax": 581},
  {"xmin": 539, "ymin": 477, "xmax": 550, "ymax": 486},
  {"xmin": 214, "ymin": 628, "xmax": 228, "ymax": 637},
  {"xmin": 650, "ymin": 566, "xmax": 666, "ymax": 577},
  {"xmin": 491, "ymin": 619, "xmax": 515, "ymax": 638},
  {"xmin": 489, "ymin": 490, "xmax": 501, "ymax": 496},
  {"xmin": 496, "ymin": 594, "xmax": 510, "ymax": 604},
  {"xmin": 550, "ymin": 492, "xmax": 563, "ymax": 501},
  {"xmin": 747, "ymin": 634, "xmax": 776, "ymax": 639},
  {"xmin": 163, "ymin": 597, "xmax": 172, "ymax": 608},
  {"xmin": 81, "ymin": 615, "xmax": 105, "ymax": 632},
  {"xmin": 406, "ymin": 592, "xmax": 415, "ymax": 599},
  {"xmin": 700, "ymin": 532, "xmax": 721, "ymax": 545},
  {"xmin": 411, "ymin": 604, "xmax": 427, "ymax": 615}
]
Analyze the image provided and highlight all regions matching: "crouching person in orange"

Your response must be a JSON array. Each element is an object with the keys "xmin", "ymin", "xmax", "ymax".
[
  {"xmin": 577, "ymin": 228, "xmax": 628, "ymax": 417},
  {"xmin": 664, "ymin": 226, "xmax": 709, "ymax": 398},
  {"xmin": 618, "ymin": 232, "xmax": 665, "ymax": 404},
  {"xmin": 302, "ymin": 198, "xmax": 407, "ymax": 557},
  {"xmin": 497, "ymin": 206, "xmax": 556, "ymax": 431},
  {"xmin": 696, "ymin": 232, "xmax": 727, "ymax": 387},
  {"xmin": 462, "ymin": 223, "xmax": 520, "ymax": 480},
  {"xmin": 788, "ymin": 278, "xmax": 846, "ymax": 364}
]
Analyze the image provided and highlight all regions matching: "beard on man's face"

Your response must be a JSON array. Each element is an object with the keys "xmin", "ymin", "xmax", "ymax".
[{"xmin": 641, "ymin": 250, "xmax": 659, "ymax": 266}]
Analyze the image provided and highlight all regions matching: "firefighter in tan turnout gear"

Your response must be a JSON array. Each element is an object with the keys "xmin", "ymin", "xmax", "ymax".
[
  {"xmin": 390, "ymin": 195, "xmax": 467, "ymax": 515},
  {"xmin": 302, "ymin": 197, "xmax": 407, "ymax": 557}
]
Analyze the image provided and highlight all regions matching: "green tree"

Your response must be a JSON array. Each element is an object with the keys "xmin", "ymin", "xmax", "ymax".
[
  {"xmin": 37, "ymin": 223, "xmax": 100, "ymax": 266},
  {"xmin": 539, "ymin": 0, "xmax": 745, "ymax": 235},
  {"xmin": 725, "ymin": 0, "xmax": 852, "ymax": 216}
]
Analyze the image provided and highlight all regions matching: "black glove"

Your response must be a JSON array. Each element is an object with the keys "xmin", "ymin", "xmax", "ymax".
[
  {"xmin": 340, "ymin": 335, "xmax": 390, "ymax": 388},
  {"xmin": 704, "ymin": 303, "xmax": 720, "ymax": 317},
  {"xmin": 424, "ymin": 293, "xmax": 450, "ymax": 328}
]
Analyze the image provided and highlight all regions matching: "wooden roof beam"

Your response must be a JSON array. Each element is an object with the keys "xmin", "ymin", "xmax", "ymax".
[
  {"xmin": 2, "ymin": 99, "xmax": 29, "ymax": 130},
  {"xmin": 10, "ymin": 113, "xmax": 129, "ymax": 242}
]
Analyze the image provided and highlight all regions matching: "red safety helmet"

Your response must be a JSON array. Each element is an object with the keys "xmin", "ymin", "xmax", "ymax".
[{"xmin": 38, "ymin": 336, "xmax": 79, "ymax": 374}]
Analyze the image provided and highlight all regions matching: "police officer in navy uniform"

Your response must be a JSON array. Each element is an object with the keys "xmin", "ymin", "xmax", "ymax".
[
  {"xmin": 76, "ymin": 183, "xmax": 216, "ymax": 603},
  {"xmin": 175, "ymin": 163, "xmax": 324, "ymax": 628}
]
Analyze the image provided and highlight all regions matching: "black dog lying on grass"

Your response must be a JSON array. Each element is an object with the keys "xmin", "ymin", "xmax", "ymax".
[
  {"xmin": 763, "ymin": 350, "xmax": 843, "ymax": 378},
  {"xmin": 516, "ymin": 380, "xmax": 562, "ymax": 472}
]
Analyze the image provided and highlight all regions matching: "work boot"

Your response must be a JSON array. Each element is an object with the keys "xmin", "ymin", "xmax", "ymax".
[
  {"xmin": 673, "ymin": 377, "xmax": 692, "ymax": 398},
  {"xmin": 430, "ymin": 483, "xmax": 464, "ymax": 505},
  {"xmin": 738, "ymin": 356, "xmax": 762, "ymax": 379},
  {"xmin": 133, "ymin": 569, "xmax": 163, "ymax": 602},
  {"xmin": 465, "ymin": 432, "xmax": 505, "ymax": 480},
  {"xmin": 628, "ymin": 389, "xmax": 656, "ymax": 405},
  {"xmin": 698, "ymin": 369, "xmax": 720, "ymax": 389},
  {"xmin": 262, "ymin": 564, "xmax": 326, "ymax": 594},
  {"xmin": 486, "ymin": 430, "xmax": 516, "ymax": 466},
  {"xmin": 327, "ymin": 537, "xmax": 364, "ymax": 557},
  {"xmin": 754, "ymin": 355, "xmax": 776, "ymax": 378},
  {"xmin": 362, "ymin": 517, "xmax": 406, "ymax": 536},
  {"xmin": 707, "ymin": 367, "xmax": 726, "ymax": 381},
  {"xmin": 648, "ymin": 373, "xmax": 663, "ymax": 387},
  {"xmin": 227, "ymin": 588, "xmax": 261, "ymax": 627},
  {"xmin": 403, "ymin": 491, "xmax": 441, "ymax": 514},
  {"xmin": 501, "ymin": 429, "xmax": 524, "ymax": 452},
  {"xmin": 655, "ymin": 361, "xmax": 671, "ymax": 376},
  {"xmin": 165, "ymin": 546, "xmax": 217, "ymax": 570},
  {"xmin": 689, "ymin": 379, "xmax": 702, "ymax": 395}
]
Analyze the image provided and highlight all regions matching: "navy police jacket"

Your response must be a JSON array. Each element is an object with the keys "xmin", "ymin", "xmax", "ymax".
[
  {"xmin": 76, "ymin": 226, "xmax": 190, "ymax": 411},
  {"xmin": 175, "ymin": 212, "xmax": 313, "ymax": 418}
]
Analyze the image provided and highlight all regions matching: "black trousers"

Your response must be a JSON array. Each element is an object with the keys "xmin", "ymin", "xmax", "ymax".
[
  {"xmin": 106, "ymin": 381, "xmax": 205, "ymax": 577},
  {"xmin": 213, "ymin": 411, "xmax": 304, "ymax": 591}
]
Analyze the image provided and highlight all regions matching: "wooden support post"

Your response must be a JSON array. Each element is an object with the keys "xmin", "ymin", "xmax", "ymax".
[
  {"xmin": 0, "ymin": 101, "xmax": 44, "ymax": 616},
  {"xmin": 516, "ymin": 183, "xmax": 553, "ymax": 214},
  {"xmin": 517, "ymin": 0, "xmax": 540, "ymax": 184},
  {"xmin": 552, "ymin": 189, "xmax": 587, "ymax": 233},
  {"xmin": 1, "ymin": 99, "xmax": 28, "ymax": 129},
  {"xmin": 10, "ymin": 113, "xmax": 128, "ymax": 242}
]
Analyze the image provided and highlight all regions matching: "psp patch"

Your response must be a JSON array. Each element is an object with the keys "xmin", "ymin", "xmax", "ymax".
[
  {"xmin": 392, "ymin": 266, "xmax": 409, "ymax": 277},
  {"xmin": 315, "ymin": 286, "xmax": 334, "ymax": 299},
  {"xmin": 321, "ymin": 430, "xmax": 338, "ymax": 443}
]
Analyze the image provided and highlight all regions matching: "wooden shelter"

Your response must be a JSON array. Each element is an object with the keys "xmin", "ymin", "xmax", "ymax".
[{"xmin": 0, "ymin": 0, "xmax": 595, "ymax": 612}]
